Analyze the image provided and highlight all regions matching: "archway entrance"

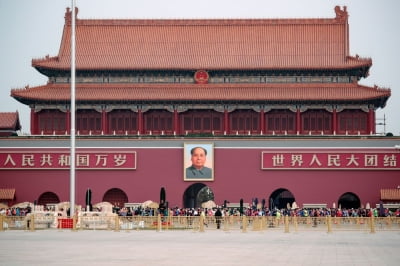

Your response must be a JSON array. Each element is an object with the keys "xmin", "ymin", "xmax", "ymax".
[
  {"xmin": 338, "ymin": 192, "xmax": 360, "ymax": 209},
  {"xmin": 269, "ymin": 188, "xmax": 295, "ymax": 209},
  {"xmin": 102, "ymin": 188, "xmax": 128, "ymax": 208},
  {"xmin": 183, "ymin": 183, "xmax": 214, "ymax": 208},
  {"xmin": 37, "ymin": 191, "xmax": 60, "ymax": 206}
]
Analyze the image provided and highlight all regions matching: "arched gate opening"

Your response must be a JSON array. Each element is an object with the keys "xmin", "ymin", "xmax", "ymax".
[
  {"xmin": 183, "ymin": 183, "xmax": 214, "ymax": 208},
  {"xmin": 337, "ymin": 192, "xmax": 361, "ymax": 209},
  {"xmin": 102, "ymin": 188, "xmax": 128, "ymax": 208},
  {"xmin": 37, "ymin": 191, "xmax": 60, "ymax": 206},
  {"xmin": 269, "ymin": 188, "xmax": 295, "ymax": 210}
]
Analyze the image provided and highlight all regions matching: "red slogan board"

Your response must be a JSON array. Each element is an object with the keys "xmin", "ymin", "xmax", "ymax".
[
  {"xmin": 262, "ymin": 149, "xmax": 399, "ymax": 170},
  {"xmin": 0, "ymin": 149, "xmax": 136, "ymax": 170}
]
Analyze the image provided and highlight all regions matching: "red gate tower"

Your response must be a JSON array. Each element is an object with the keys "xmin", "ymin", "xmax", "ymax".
[{"xmin": 2, "ymin": 6, "xmax": 398, "ymax": 210}]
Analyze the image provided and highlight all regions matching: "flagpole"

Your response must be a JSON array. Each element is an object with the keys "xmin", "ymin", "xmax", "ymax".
[{"xmin": 70, "ymin": 0, "xmax": 76, "ymax": 217}]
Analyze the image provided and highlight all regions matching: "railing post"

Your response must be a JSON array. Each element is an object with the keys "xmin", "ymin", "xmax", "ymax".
[
  {"xmin": 327, "ymin": 216, "xmax": 332, "ymax": 233},
  {"xmin": 293, "ymin": 215, "xmax": 298, "ymax": 232},
  {"xmin": 114, "ymin": 215, "xmax": 120, "ymax": 232},
  {"xmin": 72, "ymin": 215, "xmax": 77, "ymax": 231},
  {"xmin": 242, "ymin": 215, "xmax": 247, "ymax": 233},
  {"xmin": 157, "ymin": 214, "xmax": 161, "ymax": 232},
  {"xmin": 284, "ymin": 215, "xmax": 289, "ymax": 233},
  {"xmin": 30, "ymin": 214, "xmax": 35, "ymax": 232},
  {"xmin": 261, "ymin": 216, "xmax": 265, "ymax": 230},
  {"xmin": 386, "ymin": 216, "xmax": 392, "ymax": 229},
  {"xmin": 127, "ymin": 218, "xmax": 132, "ymax": 233},
  {"xmin": 223, "ymin": 216, "xmax": 229, "ymax": 231},
  {"xmin": 136, "ymin": 217, "xmax": 141, "ymax": 231},
  {"xmin": 166, "ymin": 214, "xmax": 171, "ymax": 231},
  {"xmin": 199, "ymin": 215, "xmax": 205, "ymax": 232},
  {"xmin": 0, "ymin": 215, "xmax": 3, "ymax": 231},
  {"xmin": 255, "ymin": 216, "xmax": 262, "ymax": 231},
  {"xmin": 370, "ymin": 215, "xmax": 375, "ymax": 234},
  {"xmin": 252, "ymin": 217, "xmax": 257, "ymax": 231}
]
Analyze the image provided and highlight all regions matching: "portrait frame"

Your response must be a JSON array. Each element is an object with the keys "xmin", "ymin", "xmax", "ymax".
[{"xmin": 184, "ymin": 143, "xmax": 214, "ymax": 181}]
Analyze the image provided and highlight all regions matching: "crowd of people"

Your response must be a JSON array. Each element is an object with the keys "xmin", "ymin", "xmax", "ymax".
[
  {"xmin": 2, "ymin": 204, "xmax": 400, "ymax": 218},
  {"xmin": 0, "ymin": 206, "xmax": 32, "ymax": 216},
  {"xmin": 114, "ymin": 205, "xmax": 400, "ymax": 218}
]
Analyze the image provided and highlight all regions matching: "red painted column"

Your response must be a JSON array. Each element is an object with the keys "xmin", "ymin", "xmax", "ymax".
[
  {"xmin": 224, "ymin": 109, "xmax": 229, "ymax": 134},
  {"xmin": 174, "ymin": 109, "xmax": 179, "ymax": 135},
  {"xmin": 372, "ymin": 110, "xmax": 376, "ymax": 134},
  {"xmin": 66, "ymin": 109, "xmax": 71, "ymax": 135},
  {"xmin": 101, "ymin": 110, "xmax": 108, "ymax": 134},
  {"xmin": 296, "ymin": 108, "xmax": 301, "ymax": 134},
  {"xmin": 138, "ymin": 109, "xmax": 143, "ymax": 134},
  {"xmin": 332, "ymin": 108, "xmax": 337, "ymax": 134},
  {"xmin": 368, "ymin": 109, "xmax": 375, "ymax": 134},
  {"xmin": 260, "ymin": 109, "xmax": 265, "ymax": 134},
  {"xmin": 30, "ymin": 108, "xmax": 37, "ymax": 135}
]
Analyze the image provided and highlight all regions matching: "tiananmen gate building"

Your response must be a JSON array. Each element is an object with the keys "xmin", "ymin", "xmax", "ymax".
[{"xmin": 1, "ymin": 6, "xmax": 399, "ymax": 210}]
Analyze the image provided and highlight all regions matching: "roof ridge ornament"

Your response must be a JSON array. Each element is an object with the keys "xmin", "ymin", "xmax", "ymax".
[
  {"xmin": 334, "ymin": 6, "xmax": 348, "ymax": 22},
  {"xmin": 65, "ymin": 7, "xmax": 79, "ymax": 24}
]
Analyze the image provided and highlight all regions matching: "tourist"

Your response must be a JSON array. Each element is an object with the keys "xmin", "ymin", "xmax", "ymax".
[{"xmin": 214, "ymin": 207, "xmax": 222, "ymax": 229}]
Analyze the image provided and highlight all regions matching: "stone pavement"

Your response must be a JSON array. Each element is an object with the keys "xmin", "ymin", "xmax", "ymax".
[{"xmin": 0, "ymin": 230, "xmax": 399, "ymax": 266}]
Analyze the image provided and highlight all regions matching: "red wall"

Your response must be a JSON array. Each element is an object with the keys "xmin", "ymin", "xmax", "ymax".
[{"xmin": 0, "ymin": 147, "xmax": 398, "ymax": 208}]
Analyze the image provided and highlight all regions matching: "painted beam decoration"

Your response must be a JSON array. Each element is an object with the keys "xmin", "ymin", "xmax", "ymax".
[
  {"xmin": 0, "ymin": 148, "xmax": 136, "ymax": 170},
  {"xmin": 262, "ymin": 148, "xmax": 399, "ymax": 170}
]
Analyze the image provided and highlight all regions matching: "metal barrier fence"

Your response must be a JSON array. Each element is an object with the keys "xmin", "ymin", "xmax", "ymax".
[{"xmin": 1, "ymin": 214, "xmax": 400, "ymax": 233}]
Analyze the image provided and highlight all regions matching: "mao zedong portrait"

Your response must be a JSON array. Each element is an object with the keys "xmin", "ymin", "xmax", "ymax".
[{"xmin": 185, "ymin": 146, "xmax": 212, "ymax": 179}]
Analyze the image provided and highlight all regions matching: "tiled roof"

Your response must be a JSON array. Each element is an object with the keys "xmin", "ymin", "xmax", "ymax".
[
  {"xmin": 31, "ymin": 6, "xmax": 371, "ymax": 72},
  {"xmin": 0, "ymin": 112, "xmax": 21, "ymax": 130},
  {"xmin": 381, "ymin": 189, "xmax": 400, "ymax": 201},
  {"xmin": 0, "ymin": 189, "xmax": 15, "ymax": 200},
  {"xmin": 11, "ymin": 83, "xmax": 390, "ymax": 106}
]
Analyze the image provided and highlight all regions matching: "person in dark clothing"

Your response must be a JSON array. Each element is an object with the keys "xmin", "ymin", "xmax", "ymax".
[{"xmin": 215, "ymin": 208, "xmax": 222, "ymax": 229}]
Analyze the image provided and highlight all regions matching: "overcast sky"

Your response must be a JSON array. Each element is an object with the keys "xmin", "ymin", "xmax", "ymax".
[{"xmin": 0, "ymin": 0, "xmax": 399, "ymax": 135}]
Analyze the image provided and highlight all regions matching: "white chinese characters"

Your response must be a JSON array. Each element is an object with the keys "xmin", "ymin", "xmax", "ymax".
[{"xmin": 265, "ymin": 152, "xmax": 398, "ymax": 170}]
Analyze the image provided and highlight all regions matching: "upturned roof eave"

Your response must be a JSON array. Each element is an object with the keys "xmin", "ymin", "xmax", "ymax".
[
  {"xmin": 11, "ymin": 82, "xmax": 390, "ymax": 108},
  {"xmin": 0, "ymin": 112, "xmax": 22, "ymax": 131},
  {"xmin": 11, "ymin": 96, "xmax": 390, "ymax": 108},
  {"xmin": 31, "ymin": 63, "xmax": 372, "ymax": 73}
]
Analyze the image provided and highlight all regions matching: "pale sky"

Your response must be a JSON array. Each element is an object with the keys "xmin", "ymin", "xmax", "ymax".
[{"xmin": 0, "ymin": 0, "xmax": 399, "ymax": 135}]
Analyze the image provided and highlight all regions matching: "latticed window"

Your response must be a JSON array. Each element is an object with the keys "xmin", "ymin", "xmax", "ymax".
[
  {"xmin": 203, "ymin": 117, "xmax": 211, "ymax": 130},
  {"xmin": 108, "ymin": 109, "xmax": 138, "ymax": 134},
  {"xmin": 38, "ymin": 109, "xmax": 66, "ymax": 134},
  {"xmin": 143, "ymin": 109, "xmax": 173, "ymax": 134},
  {"xmin": 181, "ymin": 110, "xmax": 223, "ymax": 134},
  {"xmin": 213, "ymin": 117, "xmax": 221, "ymax": 131},
  {"xmin": 76, "ymin": 110, "xmax": 101, "ymax": 134},
  {"xmin": 302, "ymin": 110, "xmax": 332, "ymax": 133},
  {"xmin": 230, "ymin": 110, "xmax": 259, "ymax": 134},
  {"xmin": 338, "ymin": 110, "xmax": 368, "ymax": 134},
  {"xmin": 266, "ymin": 109, "xmax": 296, "ymax": 134}
]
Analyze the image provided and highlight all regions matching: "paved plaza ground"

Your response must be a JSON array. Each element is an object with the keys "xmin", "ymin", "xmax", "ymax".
[{"xmin": 0, "ymin": 230, "xmax": 399, "ymax": 265}]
